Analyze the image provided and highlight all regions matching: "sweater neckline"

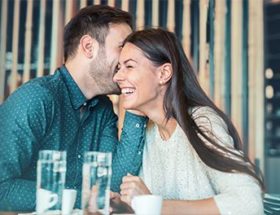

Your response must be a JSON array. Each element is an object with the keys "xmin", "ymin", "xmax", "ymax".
[{"xmin": 154, "ymin": 122, "xmax": 179, "ymax": 143}]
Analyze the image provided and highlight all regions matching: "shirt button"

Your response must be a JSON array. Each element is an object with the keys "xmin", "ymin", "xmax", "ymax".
[
  {"xmin": 144, "ymin": 124, "xmax": 147, "ymax": 128},
  {"xmin": 138, "ymin": 151, "xmax": 142, "ymax": 155},
  {"xmin": 78, "ymin": 154, "xmax": 81, "ymax": 159},
  {"xmin": 135, "ymin": 123, "xmax": 140, "ymax": 128},
  {"xmin": 83, "ymin": 102, "xmax": 87, "ymax": 106}
]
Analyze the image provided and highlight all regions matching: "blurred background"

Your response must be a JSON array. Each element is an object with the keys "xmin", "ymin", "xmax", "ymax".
[{"xmin": 0, "ymin": 0, "xmax": 279, "ymax": 193}]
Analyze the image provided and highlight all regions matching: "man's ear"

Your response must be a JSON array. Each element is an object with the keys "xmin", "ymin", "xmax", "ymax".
[
  {"xmin": 158, "ymin": 63, "xmax": 173, "ymax": 85},
  {"xmin": 80, "ymin": 35, "xmax": 99, "ymax": 59}
]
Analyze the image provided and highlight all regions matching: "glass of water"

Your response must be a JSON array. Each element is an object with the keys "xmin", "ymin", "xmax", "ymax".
[
  {"xmin": 82, "ymin": 151, "xmax": 112, "ymax": 215},
  {"xmin": 36, "ymin": 150, "xmax": 67, "ymax": 214}
]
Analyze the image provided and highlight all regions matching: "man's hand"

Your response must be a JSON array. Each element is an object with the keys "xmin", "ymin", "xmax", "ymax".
[{"xmin": 120, "ymin": 174, "xmax": 151, "ymax": 205}]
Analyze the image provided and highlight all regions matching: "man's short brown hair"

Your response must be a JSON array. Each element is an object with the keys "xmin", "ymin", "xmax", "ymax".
[{"xmin": 64, "ymin": 5, "xmax": 132, "ymax": 61}]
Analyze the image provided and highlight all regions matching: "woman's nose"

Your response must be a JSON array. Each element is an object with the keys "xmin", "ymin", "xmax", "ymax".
[{"xmin": 113, "ymin": 69, "xmax": 124, "ymax": 83}]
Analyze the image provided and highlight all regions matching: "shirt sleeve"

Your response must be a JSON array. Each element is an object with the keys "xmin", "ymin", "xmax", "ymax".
[
  {"xmin": 193, "ymin": 107, "xmax": 263, "ymax": 215},
  {"xmin": 97, "ymin": 103, "xmax": 147, "ymax": 192},
  {"xmin": 111, "ymin": 111, "xmax": 147, "ymax": 192},
  {"xmin": 0, "ymin": 84, "xmax": 54, "ymax": 211}
]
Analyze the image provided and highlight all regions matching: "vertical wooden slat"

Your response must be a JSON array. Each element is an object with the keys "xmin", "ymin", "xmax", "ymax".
[
  {"xmin": 144, "ymin": 0, "xmax": 152, "ymax": 27},
  {"xmin": 231, "ymin": 0, "xmax": 243, "ymax": 136},
  {"xmin": 11, "ymin": 0, "xmax": 21, "ymax": 93},
  {"xmin": 254, "ymin": 0, "xmax": 264, "ymax": 172},
  {"xmin": 50, "ymin": 0, "xmax": 59, "ymax": 74},
  {"xmin": 136, "ymin": 0, "xmax": 144, "ymax": 30},
  {"xmin": 50, "ymin": 0, "xmax": 63, "ymax": 74},
  {"xmin": 248, "ymin": 0, "xmax": 264, "ymax": 171},
  {"xmin": 224, "ymin": 0, "xmax": 231, "ymax": 116},
  {"xmin": 0, "ymin": 0, "xmax": 8, "ymax": 103},
  {"xmin": 122, "ymin": 0, "xmax": 129, "ymax": 12},
  {"xmin": 23, "ymin": 0, "xmax": 34, "ymax": 83},
  {"xmin": 94, "ymin": 0, "xmax": 101, "ymax": 5},
  {"xmin": 80, "ymin": 0, "xmax": 87, "ymax": 8},
  {"xmin": 191, "ymin": 0, "xmax": 200, "ymax": 71},
  {"xmin": 167, "ymin": 0, "xmax": 175, "ymax": 32},
  {"xmin": 209, "ymin": 0, "xmax": 215, "ymax": 99},
  {"xmin": 166, "ymin": 0, "xmax": 175, "ymax": 32},
  {"xmin": 174, "ymin": 0, "xmax": 183, "ymax": 41},
  {"xmin": 198, "ymin": 0, "xmax": 210, "ymax": 95},
  {"xmin": 242, "ymin": 0, "xmax": 249, "ymax": 155},
  {"xmin": 65, "ymin": 0, "xmax": 74, "ymax": 24},
  {"xmin": 214, "ymin": 0, "xmax": 226, "ymax": 109},
  {"xmin": 182, "ymin": 0, "xmax": 191, "ymax": 59},
  {"xmin": 108, "ymin": 0, "xmax": 115, "ymax": 7},
  {"xmin": 37, "ymin": 0, "xmax": 46, "ymax": 77},
  {"xmin": 159, "ymin": 0, "xmax": 168, "ymax": 28},
  {"xmin": 248, "ymin": 0, "xmax": 256, "ymax": 164},
  {"xmin": 152, "ymin": 0, "xmax": 159, "ymax": 27}
]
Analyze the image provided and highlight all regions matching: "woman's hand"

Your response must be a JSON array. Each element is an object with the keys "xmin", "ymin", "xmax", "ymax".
[
  {"xmin": 120, "ymin": 174, "xmax": 151, "ymax": 205},
  {"xmin": 110, "ymin": 191, "xmax": 134, "ymax": 214}
]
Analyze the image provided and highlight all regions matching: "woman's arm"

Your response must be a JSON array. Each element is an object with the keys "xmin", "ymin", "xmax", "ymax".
[
  {"xmin": 192, "ymin": 107, "xmax": 263, "ymax": 214},
  {"xmin": 162, "ymin": 198, "xmax": 219, "ymax": 215},
  {"xmin": 120, "ymin": 172, "xmax": 263, "ymax": 215},
  {"xmin": 120, "ymin": 175, "xmax": 220, "ymax": 215}
]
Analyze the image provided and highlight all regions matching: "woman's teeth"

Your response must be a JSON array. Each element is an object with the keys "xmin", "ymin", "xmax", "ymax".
[{"xmin": 121, "ymin": 88, "xmax": 135, "ymax": 94}]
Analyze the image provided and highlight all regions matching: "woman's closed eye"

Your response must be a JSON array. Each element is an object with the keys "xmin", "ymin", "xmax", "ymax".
[{"xmin": 125, "ymin": 65, "xmax": 134, "ymax": 69}]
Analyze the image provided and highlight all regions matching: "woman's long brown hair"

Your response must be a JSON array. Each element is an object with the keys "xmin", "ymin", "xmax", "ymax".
[{"xmin": 124, "ymin": 28, "xmax": 264, "ymax": 190}]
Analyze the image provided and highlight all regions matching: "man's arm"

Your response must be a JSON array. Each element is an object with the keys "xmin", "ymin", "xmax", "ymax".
[
  {"xmin": 111, "ymin": 111, "xmax": 147, "ymax": 192},
  {"xmin": 97, "ymin": 101, "xmax": 147, "ymax": 193},
  {"xmin": 0, "ymin": 85, "xmax": 54, "ymax": 211}
]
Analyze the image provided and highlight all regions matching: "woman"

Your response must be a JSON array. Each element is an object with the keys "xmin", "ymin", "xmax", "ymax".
[{"xmin": 113, "ymin": 28, "xmax": 264, "ymax": 214}]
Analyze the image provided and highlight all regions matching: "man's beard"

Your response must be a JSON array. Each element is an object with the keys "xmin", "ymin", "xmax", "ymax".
[{"xmin": 90, "ymin": 50, "xmax": 120, "ymax": 95}]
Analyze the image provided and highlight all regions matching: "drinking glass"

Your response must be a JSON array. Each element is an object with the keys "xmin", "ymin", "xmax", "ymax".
[
  {"xmin": 36, "ymin": 150, "xmax": 67, "ymax": 214},
  {"xmin": 82, "ymin": 152, "xmax": 112, "ymax": 215}
]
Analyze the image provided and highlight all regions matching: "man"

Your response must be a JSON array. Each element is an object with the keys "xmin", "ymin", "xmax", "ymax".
[{"xmin": 0, "ymin": 5, "xmax": 146, "ymax": 211}]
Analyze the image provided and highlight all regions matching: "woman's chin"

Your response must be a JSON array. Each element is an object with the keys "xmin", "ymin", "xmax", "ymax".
[
  {"xmin": 122, "ymin": 103, "xmax": 135, "ymax": 110},
  {"xmin": 124, "ymin": 106, "xmax": 136, "ymax": 111},
  {"xmin": 123, "ymin": 105, "xmax": 142, "ymax": 113}
]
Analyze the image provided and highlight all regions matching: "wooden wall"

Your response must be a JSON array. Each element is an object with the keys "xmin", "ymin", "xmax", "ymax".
[{"xmin": 0, "ymin": 0, "xmax": 265, "ymax": 170}]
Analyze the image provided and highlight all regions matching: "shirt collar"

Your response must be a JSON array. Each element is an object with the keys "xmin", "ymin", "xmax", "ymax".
[{"xmin": 59, "ymin": 65, "xmax": 99, "ymax": 110}]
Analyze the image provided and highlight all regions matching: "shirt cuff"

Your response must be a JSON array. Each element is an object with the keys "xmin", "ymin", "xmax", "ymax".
[{"xmin": 123, "ymin": 111, "xmax": 148, "ymax": 129}]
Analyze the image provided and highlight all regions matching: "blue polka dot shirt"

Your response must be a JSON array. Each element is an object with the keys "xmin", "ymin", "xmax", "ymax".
[{"xmin": 0, "ymin": 65, "xmax": 147, "ymax": 211}]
